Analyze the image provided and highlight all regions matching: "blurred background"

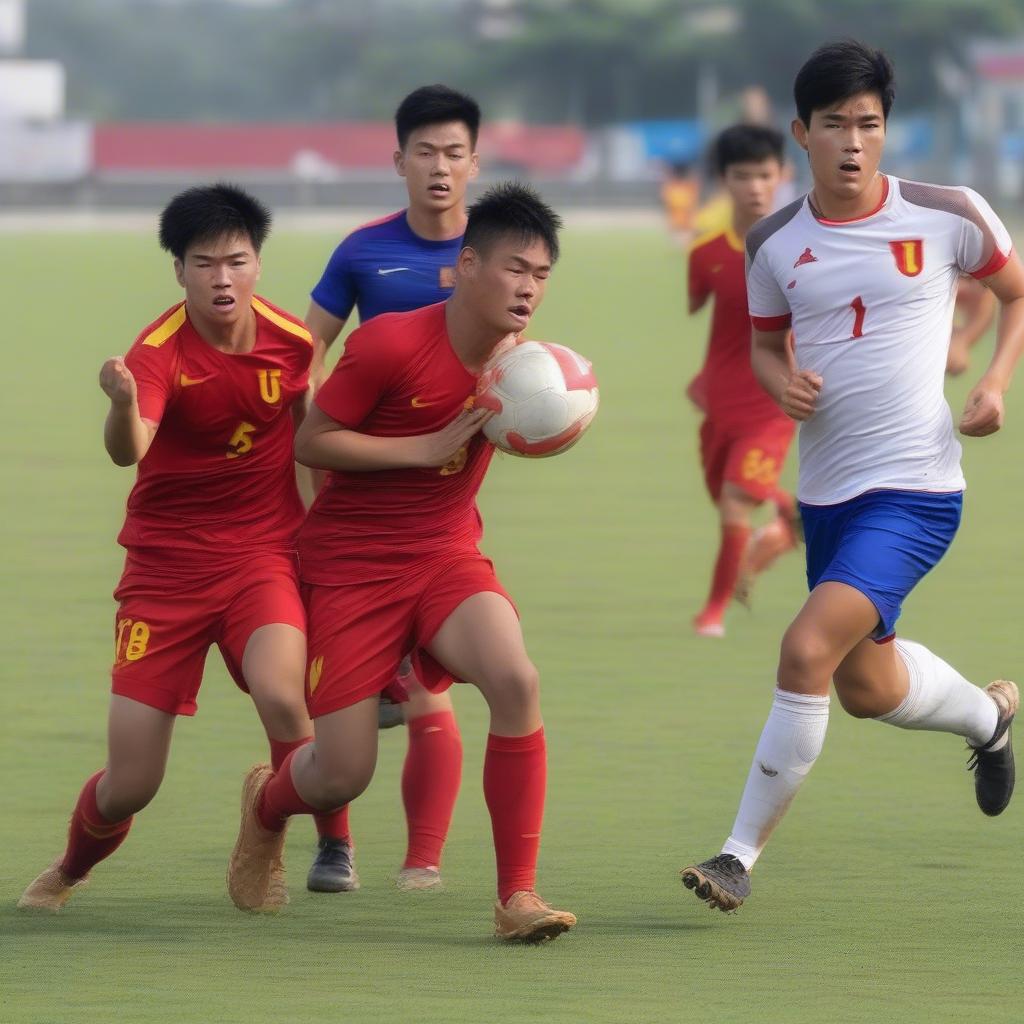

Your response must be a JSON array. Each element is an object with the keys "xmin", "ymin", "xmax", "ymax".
[{"xmin": 4, "ymin": 0, "xmax": 1024, "ymax": 220}]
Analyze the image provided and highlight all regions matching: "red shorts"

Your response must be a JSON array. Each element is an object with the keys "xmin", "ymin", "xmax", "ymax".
[
  {"xmin": 111, "ymin": 552, "xmax": 306, "ymax": 716},
  {"xmin": 700, "ymin": 416, "xmax": 796, "ymax": 503},
  {"xmin": 304, "ymin": 553, "xmax": 513, "ymax": 719}
]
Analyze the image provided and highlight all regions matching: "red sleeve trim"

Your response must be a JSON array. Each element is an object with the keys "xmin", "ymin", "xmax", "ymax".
[
  {"xmin": 751, "ymin": 313, "xmax": 792, "ymax": 330},
  {"xmin": 970, "ymin": 246, "xmax": 1012, "ymax": 280}
]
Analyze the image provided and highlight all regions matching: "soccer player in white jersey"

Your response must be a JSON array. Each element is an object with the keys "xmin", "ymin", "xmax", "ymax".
[{"xmin": 680, "ymin": 40, "xmax": 1024, "ymax": 911}]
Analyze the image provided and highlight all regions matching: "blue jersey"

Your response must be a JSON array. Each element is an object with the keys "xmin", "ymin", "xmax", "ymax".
[{"xmin": 310, "ymin": 209, "xmax": 462, "ymax": 324}]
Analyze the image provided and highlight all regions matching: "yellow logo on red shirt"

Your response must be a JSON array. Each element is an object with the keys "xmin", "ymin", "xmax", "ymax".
[
  {"xmin": 411, "ymin": 396, "xmax": 440, "ymax": 408},
  {"xmin": 258, "ymin": 369, "xmax": 282, "ymax": 404},
  {"xmin": 890, "ymin": 239, "xmax": 924, "ymax": 277},
  {"xmin": 308, "ymin": 656, "xmax": 324, "ymax": 694}
]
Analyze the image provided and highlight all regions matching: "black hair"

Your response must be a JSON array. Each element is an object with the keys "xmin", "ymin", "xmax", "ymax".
[
  {"xmin": 395, "ymin": 84, "xmax": 482, "ymax": 150},
  {"xmin": 464, "ymin": 182, "xmax": 562, "ymax": 264},
  {"xmin": 712, "ymin": 124, "xmax": 786, "ymax": 176},
  {"xmin": 793, "ymin": 40, "xmax": 895, "ymax": 126},
  {"xmin": 158, "ymin": 183, "xmax": 271, "ymax": 261}
]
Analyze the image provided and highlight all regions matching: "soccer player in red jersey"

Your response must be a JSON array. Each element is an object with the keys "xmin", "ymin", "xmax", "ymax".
[
  {"xmin": 301, "ymin": 85, "xmax": 482, "ymax": 894},
  {"xmin": 19, "ymin": 184, "xmax": 345, "ymax": 912},
  {"xmin": 947, "ymin": 275, "xmax": 997, "ymax": 376},
  {"xmin": 226, "ymin": 183, "xmax": 577, "ymax": 943},
  {"xmin": 689, "ymin": 125, "xmax": 799, "ymax": 636}
]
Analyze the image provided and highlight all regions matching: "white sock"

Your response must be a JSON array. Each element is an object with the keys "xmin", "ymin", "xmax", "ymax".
[
  {"xmin": 721, "ymin": 688, "xmax": 830, "ymax": 870},
  {"xmin": 877, "ymin": 639, "xmax": 1001, "ymax": 749}
]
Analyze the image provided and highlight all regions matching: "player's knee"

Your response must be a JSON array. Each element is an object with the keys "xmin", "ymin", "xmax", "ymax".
[
  {"xmin": 778, "ymin": 626, "xmax": 835, "ymax": 688},
  {"xmin": 317, "ymin": 751, "xmax": 375, "ymax": 808},
  {"xmin": 485, "ymin": 661, "xmax": 540, "ymax": 710},
  {"xmin": 99, "ymin": 770, "xmax": 163, "ymax": 819},
  {"xmin": 251, "ymin": 684, "xmax": 309, "ymax": 737}
]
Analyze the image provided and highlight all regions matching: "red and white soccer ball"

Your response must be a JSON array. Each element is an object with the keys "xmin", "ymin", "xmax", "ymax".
[{"xmin": 476, "ymin": 340, "xmax": 599, "ymax": 457}]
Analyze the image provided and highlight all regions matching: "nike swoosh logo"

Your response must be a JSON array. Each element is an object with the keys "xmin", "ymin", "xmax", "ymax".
[
  {"xmin": 377, "ymin": 267, "xmax": 411, "ymax": 275},
  {"xmin": 411, "ymin": 397, "xmax": 440, "ymax": 408},
  {"xmin": 179, "ymin": 373, "xmax": 211, "ymax": 387}
]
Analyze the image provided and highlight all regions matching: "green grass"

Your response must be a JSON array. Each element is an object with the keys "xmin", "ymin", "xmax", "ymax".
[{"xmin": 2, "ymin": 227, "xmax": 1023, "ymax": 1024}]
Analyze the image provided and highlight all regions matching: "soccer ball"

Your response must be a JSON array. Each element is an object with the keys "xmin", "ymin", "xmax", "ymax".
[{"xmin": 476, "ymin": 340, "xmax": 599, "ymax": 457}]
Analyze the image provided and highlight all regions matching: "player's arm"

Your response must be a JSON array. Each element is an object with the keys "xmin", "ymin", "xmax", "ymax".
[
  {"xmin": 948, "ymin": 283, "xmax": 997, "ymax": 376},
  {"xmin": 305, "ymin": 299, "xmax": 347, "ymax": 394},
  {"xmin": 99, "ymin": 356, "xmax": 157, "ymax": 466},
  {"xmin": 960, "ymin": 254, "xmax": 1024, "ymax": 437},
  {"xmin": 750, "ymin": 327, "xmax": 821, "ymax": 421},
  {"xmin": 294, "ymin": 403, "xmax": 492, "ymax": 472}
]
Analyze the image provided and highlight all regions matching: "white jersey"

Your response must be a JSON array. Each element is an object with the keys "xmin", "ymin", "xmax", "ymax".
[{"xmin": 746, "ymin": 174, "xmax": 1012, "ymax": 505}]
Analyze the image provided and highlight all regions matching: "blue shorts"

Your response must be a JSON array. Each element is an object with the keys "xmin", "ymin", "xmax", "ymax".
[{"xmin": 800, "ymin": 489, "xmax": 963, "ymax": 641}]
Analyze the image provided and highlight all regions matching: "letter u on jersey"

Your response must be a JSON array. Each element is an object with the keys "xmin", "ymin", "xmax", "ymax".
[
  {"xmin": 258, "ymin": 369, "xmax": 282, "ymax": 404},
  {"xmin": 889, "ymin": 239, "xmax": 924, "ymax": 277}
]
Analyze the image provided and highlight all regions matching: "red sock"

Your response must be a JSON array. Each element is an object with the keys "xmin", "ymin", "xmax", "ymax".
[
  {"xmin": 61, "ymin": 771, "xmax": 133, "ymax": 881},
  {"xmin": 401, "ymin": 711, "xmax": 462, "ymax": 869},
  {"xmin": 268, "ymin": 737, "xmax": 350, "ymax": 843},
  {"xmin": 701, "ymin": 523, "xmax": 751, "ymax": 618},
  {"xmin": 257, "ymin": 749, "xmax": 322, "ymax": 832},
  {"xmin": 483, "ymin": 727, "xmax": 546, "ymax": 904}
]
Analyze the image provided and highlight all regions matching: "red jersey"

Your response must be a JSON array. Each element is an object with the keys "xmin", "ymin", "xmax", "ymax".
[
  {"xmin": 688, "ymin": 227, "xmax": 787, "ymax": 429},
  {"xmin": 298, "ymin": 302, "xmax": 494, "ymax": 585},
  {"xmin": 118, "ymin": 296, "xmax": 312, "ymax": 562}
]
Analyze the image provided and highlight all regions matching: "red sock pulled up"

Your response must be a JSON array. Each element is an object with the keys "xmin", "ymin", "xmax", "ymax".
[
  {"xmin": 401, "ymin": 710, "xmax": 462, "ymax": 869},
  {"xmin": 701, "ymin": 523, "xmax": 751, "ymax": 618},
  {"xmin": 483, "ymin": 727, "xmax": 546, "ymax": 904},
  {"xmin": 61, "ymin": 771, "xmax": 133, "ymax": 880},
  {"xmin": 257, "ymin": 748, "xmax": 322, "ymax": 832},
  {"xmin": 268, "ymin": 737, "xmax": 350, "ymax": 843}
]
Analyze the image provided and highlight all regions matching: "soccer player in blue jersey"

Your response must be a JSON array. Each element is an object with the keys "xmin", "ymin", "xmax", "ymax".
[{"xmin": 302, "ymin": 85, "xmax": 480, "ymax": 894}]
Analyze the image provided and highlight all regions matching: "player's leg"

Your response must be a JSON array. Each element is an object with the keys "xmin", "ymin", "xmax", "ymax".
[
  {"xmin": 226, "ymin": 580, "xmax": 397, "ymax": 911},
  {"xmin": 682, "ymin": 580, "xmax": 871, "ymax": 910},
  {"xmin": 218, "ymin": 562, "xmax": 358, "ymax": 894},
  {"xmin": 19, "ymin": 695, "xmax": 175, "ymax": 912},
  {"xmin": 394, "ymin": 681, "xmax": 462, "ymax": 891},
  {"xmin": 835, "ymin": 636, "xmax": 1015, "ymax": 815},
  {"xmin": 732, "ymin": 421, "xmax": 800, "ymax": 607},
  {"xmin": 695, "ymin": 481, "xmax": 759, "ymax": 635},
  {"xmin": 425, "ymin": 589, "xmax": 575, "ymax": 942},
  {"xmin": 227, "ymin": 698, "xmax": 379, "ymax": 912}
]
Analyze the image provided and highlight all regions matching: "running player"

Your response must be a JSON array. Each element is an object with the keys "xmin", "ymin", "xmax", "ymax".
[
  {"xmin": 18, "ymin": 185, "xmax": 346, "ymax": 911},
  {"xmin": 226, "ymin": 183, "xmax": 577, "ymax": 943},
  {"xmin": 302, "ymin": 85, "xmax": 480, "ymax": 894},
  {"xmin": 681, "ymin": 41, "xmax": 1024, "ymax": 911},
  {"xmin": 689, "ymin": 125, "xmax": 799, "ymax": 637}
]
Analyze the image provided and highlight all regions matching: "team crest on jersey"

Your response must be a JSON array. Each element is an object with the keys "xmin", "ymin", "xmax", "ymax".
[
  {"xmin": 793, "ymin": 247, "xmax": 818, "ymax": 268},
  {"xmin": 889, "ymin": 239, "xmax": 924, "ymax": 277},
  {"xmin": 439, "ymin": 266, "xmax": 455, "ymax": 289}
]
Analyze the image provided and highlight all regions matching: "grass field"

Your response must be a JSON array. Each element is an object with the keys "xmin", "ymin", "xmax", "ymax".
[{"xmin": 2, "ymin": 226, "xmax": 1023, "ymax": 1024}]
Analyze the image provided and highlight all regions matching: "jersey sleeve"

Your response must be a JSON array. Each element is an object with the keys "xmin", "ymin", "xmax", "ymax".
[
  {"xmin": 687, "ymin": 245, "xmax": 710, "ymax": 311},
  {"xmin": 310, "ymin": 235, "xmax": 359, "ymax": 322},
  {"xmin": 746, "ymin": 248, "xmax": 792, "ymax": 330},
  {"xmin": 123, "ymin": 338, "xmax": 175, "ymax": 424},
  {"xmin": 956, "ymin": 188, "xmax": 1013, "ymax": 280},
  {"xmin": 315, "ymin": 323, "xmax": 394, "ymax": 428}
]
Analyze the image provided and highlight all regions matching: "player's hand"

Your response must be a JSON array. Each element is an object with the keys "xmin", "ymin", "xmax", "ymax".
[
  {"xmin": 781, "ymin": 369, "xmax": 822, "ymax": 421},
  {"xmin": 413, "ymin": 407, "xmax": 495, "ymax": 467},
  {"xmin": 99, "ymin": 357, "xmax": 137, "ymax": 407},
  {"xmin": 959, "ymin": 383, "xmax": 1004, "ymax": 437}
]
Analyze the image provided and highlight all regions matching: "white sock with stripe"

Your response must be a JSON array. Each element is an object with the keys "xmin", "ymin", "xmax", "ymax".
[{"xmin": 721, "ymin": 688, "xmax": 830, "ymax": 870}]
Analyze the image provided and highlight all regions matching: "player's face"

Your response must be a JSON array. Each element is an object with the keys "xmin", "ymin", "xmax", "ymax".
[
  {"xmin": 395, "ymin": 122, "xmax": 479, "ymax": 215},
  {"xmin": 174, "ymin": 233, "xmax": 261, "ymax": 325},
  {"xmin": 792, "ymin": 91, "xmax": 885, "ymax": 201},
  {"xmin": 460, "ymin": 236, "xmax": 552, "ymax": 334},
  {"xmin": 722, "ymin": 159, "xmax": 783, "ymax": 220}
]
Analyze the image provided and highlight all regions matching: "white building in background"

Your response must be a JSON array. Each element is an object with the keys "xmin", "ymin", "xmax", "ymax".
[{"xmin": 0, "ymin": 0, "xmax": 90, "ymax": 184}]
